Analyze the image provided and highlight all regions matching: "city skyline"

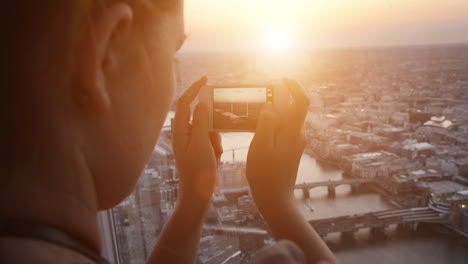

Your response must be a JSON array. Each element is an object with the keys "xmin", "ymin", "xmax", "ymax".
[
  {"xmin": 113, "ymin": 43, "xmax": 468, "ymax": 264},
  {"xmin": 181, "ymin": 0, "xmax": 468, "ymax": 53}
]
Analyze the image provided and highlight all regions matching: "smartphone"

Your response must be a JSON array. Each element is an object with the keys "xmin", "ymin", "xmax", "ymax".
[{"xmin": 198, "ymin": 84, "xmax": 289, "ymax": 132}]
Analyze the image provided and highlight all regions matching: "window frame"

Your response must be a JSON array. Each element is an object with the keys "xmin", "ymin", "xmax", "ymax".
[{"xmin": 98, "ymin": 210, "xmax": 121, "ymax": 264}]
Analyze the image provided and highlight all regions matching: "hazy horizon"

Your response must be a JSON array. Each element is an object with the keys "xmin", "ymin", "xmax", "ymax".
[{"xmin": 181, "ymin": 0, "xmax": 468, "ymax": 53}]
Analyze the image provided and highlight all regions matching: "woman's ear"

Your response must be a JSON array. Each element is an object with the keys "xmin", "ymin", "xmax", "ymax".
[{"xmin": 76, "ymin": 3, "xmax": 133, "ymax": 112}]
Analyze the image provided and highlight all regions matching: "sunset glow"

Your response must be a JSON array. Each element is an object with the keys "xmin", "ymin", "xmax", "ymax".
[
  {"xmin": 182, "ymin": 0, "xmax": 468, "ymax": 53},
  {"xmin": 264, "ymin": 29, "xmax": 292, "ymax": 54}
]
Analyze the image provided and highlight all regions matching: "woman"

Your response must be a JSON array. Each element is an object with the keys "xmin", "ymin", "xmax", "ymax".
[{"xmin": 1, "ymin": 1, "xmax": 338, "ymax": 263}]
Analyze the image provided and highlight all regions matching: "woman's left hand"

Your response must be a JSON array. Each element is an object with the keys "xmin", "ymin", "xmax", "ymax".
[{"xmin": 172, "ymin": 76, "xmax": 223, "ymax": 207}]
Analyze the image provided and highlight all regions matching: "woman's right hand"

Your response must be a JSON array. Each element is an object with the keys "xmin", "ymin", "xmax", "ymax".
[{"xmin": 246, "ymin": 78, "xmax": 310, "ymax": 213}]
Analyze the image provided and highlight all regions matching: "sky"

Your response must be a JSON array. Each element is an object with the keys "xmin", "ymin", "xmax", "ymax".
[{"xmin": 180, "ymin": 0, "xmax": 468, "ymax": 52}]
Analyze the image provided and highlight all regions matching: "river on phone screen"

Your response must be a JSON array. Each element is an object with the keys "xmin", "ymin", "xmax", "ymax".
[{"xmin": 219, "ymin": 132, "xmax": 468, "ymax": 264}]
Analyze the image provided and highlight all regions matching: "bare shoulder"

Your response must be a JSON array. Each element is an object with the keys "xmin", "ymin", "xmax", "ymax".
[{"xmin": 0, "ymin": 237, "xmax": 96, "ymax": 264}]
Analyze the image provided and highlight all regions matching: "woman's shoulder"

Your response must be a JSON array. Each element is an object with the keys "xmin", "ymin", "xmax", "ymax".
[{"xmin": 0, "ymin": 237, "xmax": 97, "ymax": 264}]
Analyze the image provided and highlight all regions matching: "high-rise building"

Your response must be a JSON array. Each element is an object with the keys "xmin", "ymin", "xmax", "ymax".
[{"xmin": 217, "ymin": 162, "xmax": 248, "ymax": 189}]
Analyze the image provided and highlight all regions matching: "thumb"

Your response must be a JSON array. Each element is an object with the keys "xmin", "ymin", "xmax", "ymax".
[
  {"xmin": 192, "ymin": 103, "xmax": 210, "ymax": 144},
  {"xmin": 254, "ymin": 102, "xmax": 277, "ymax": 146}
]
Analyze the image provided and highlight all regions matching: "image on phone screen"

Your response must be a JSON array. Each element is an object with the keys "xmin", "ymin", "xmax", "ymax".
[{"xmin": 213, "ymin": 87, "xmax": 273, "ymax": 130}]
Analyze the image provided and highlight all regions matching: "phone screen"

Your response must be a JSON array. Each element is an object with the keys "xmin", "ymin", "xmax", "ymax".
[{"xmin": 213, "ymin": 87, "xmax": 273, "ymax": 130}]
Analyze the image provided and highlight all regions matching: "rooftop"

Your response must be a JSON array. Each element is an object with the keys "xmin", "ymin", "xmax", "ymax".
[
  {"xmin": 424, "ymin": 119, "xmax": 453, "ymax": 128},
  {"xmin": 420, "ymin": 180, "xmax": 467, "ymax": 194},
  {"xmin": 403, "ymin": 142, "xmax": 434, "ymax": 151}
]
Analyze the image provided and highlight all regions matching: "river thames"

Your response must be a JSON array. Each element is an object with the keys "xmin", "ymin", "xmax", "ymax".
[{"xmin": 220, "ymin": 132, "xmax": 468, "ymax": 264}]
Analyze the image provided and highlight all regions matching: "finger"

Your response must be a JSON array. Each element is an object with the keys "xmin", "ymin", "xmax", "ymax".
[
  {"xmin": 209, "ymin": 132, "xmax": 223, "ymax": 161},
  {"xmin": 283, "ymin": 78, "xmax": 310, "ymax": 132},
  {"xmin": 253, "ymin": 102, "xmax": 277, "ymax": 147},
  {"xmin": 177, "ymin": 76, "xmax": 208, "ymax": 112},
  {"xmin": 191, "ymin": 103, "xmax": 210, "ymax": 145},
  {"xmin": 173, "ymin": 76, "xmax": 208, "ymax": 148}
]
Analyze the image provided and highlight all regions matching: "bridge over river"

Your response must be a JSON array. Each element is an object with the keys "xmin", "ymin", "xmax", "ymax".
[
  {"xmin": 310, "ymin": 207, "xmax": 447, "ymax": 236},
  {"xmin": 295, "ymin": 178, "xmax": 377, "ymax": 198},
  {"xmin": 204, "ymin": 207, "xmax": 448, "ymax": 237}
]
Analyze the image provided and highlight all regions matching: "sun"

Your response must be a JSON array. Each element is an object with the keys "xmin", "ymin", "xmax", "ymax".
[{"xmin": 264, "ymin": 29, "xmax": 292, "ymax": 54}]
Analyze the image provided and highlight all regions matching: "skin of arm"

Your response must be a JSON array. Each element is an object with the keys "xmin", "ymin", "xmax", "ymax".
[
  {"xmin": 147, "ymin": 76, "xmax": 223, "ymax": 264},
  {"xmin": 246, "ymin": 78, "xmax": 340, "ymax": 264},
  {"xmin": 146, "ymin": 196, "xmax": 209, "ymax": 264}
]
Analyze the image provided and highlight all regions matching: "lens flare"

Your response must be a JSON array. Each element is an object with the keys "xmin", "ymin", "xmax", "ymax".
[{"xmin": 265, "ymin": 29, "xmax": 291, "ymax": 54}]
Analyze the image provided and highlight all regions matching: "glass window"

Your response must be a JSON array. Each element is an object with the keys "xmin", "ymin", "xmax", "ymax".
[{"xmin": 104, "ymin": 1, "xmax": 468, "ymax": 263}]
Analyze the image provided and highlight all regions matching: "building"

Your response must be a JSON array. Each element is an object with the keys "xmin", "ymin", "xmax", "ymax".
[
  {"xmin": 449, "ymin": 190, "xmax": 468, "ymax": 236},
  {"xmin": 390, "ymin": 112, "xmax": 410, "ymax": 128},
  {"xmin": 424, "ymin": 116, "xmax": 453, "ymax": 129},
  {"xmin": 217, "ymin": 162, "xmax": 248, "ymax": 189},
  {"xmin": 159, "ymin": 184, "xmax": 179, "ymax": 212},
  {"xmin": 346, "ymin": 131, "xmax": 388, "ymax": 150},
  {"xmin": 377, "ymin": 174, "xmax": 418, "ymax": 195},
  {"xmin": 158, "ymin": 165, "xmax": 178, "ymax": 182},
  {"xmin": 237, "ymin": 195, "xmax": 259, "ymax": 221},
  {"xmin": 344, "ymin": 151, "xmax": 406, "ymax": 178},
  {"xmin": 454, "ymin": 159, "xmax": 468, "ymax": 180},
  {"xmin": 402, "ymin": 142, "xmax": 435, "ymax": 160},
  {"xmin": 422, "ymin": 181, "xmax": 467, "ymax": 214}
]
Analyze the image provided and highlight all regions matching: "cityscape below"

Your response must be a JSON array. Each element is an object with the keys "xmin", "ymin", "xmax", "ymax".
[{"xmin": 110, "ymin": 44, "xmax": 468, "ymax": 264}]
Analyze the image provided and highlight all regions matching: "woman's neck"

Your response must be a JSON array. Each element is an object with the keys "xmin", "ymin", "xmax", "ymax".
[{"xmin": 0, "ymin": 139, "xmax": 102, "ymax": 254}]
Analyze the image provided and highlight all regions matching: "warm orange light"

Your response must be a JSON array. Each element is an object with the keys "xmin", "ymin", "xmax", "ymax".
[
  {"xmin": 183, "ymin": 0, "xmax": 468, "ymax": 52},
  {"xmin": 265, "ymin": 29, "xmax": 290, "ymax": 53}
]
